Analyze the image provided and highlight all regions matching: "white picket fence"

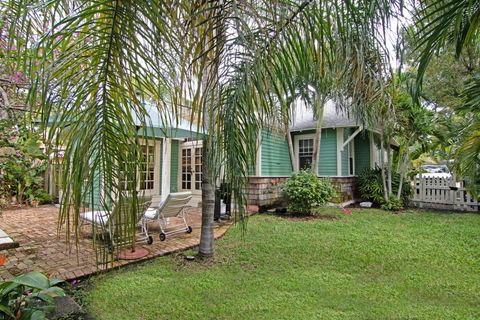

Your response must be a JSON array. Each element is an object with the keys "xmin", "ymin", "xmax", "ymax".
[{"xmin": 412, "ymin": 175, "xmax": 479, "ymax": 212}]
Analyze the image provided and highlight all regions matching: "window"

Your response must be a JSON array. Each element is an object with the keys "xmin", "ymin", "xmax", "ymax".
[
  {"xmin": 140, "ymin": 144, "xmax": 155, "ymax": 190},
  {"xmin": 119, "ymin": 144, "xmax": 155, "ymax": 191},
  {"xmin": 181, "ymin": 148, "xmax": 192, "ymax": 190},
  {"xmin": 194, "ymin": 147, "xmax": 202, "ymax": 190},
  {"xmin": 298, "ymin": 138, "xmax": 314, "ymax": 170}
]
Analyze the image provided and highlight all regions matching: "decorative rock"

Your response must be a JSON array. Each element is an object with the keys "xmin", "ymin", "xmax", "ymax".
[
  {"xmin": 360, "ymin": 202, "xmax": 373, "ymax": 208},
  {"xmin": 53, "ymin": 296, "xmax": 83, "ymax": 319}
]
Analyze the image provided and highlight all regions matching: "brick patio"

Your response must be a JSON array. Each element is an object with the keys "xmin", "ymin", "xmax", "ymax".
[{"xmin": 0, "ymin": 205, "xmax": 231, "ymax": 281}]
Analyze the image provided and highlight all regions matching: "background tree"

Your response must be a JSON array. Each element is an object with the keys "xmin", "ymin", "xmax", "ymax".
[{"xmin": 412, "ymin": 0, "xmax": 480, "ymax": 195}]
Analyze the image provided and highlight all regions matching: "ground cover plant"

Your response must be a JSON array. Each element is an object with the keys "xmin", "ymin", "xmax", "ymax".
[{"xmin": 84, "ymin": 209, "xmax": 480, "ymax": 320}]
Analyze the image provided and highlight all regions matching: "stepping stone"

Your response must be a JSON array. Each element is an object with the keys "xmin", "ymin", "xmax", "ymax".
[{"xmin": 0, "ymin": 228, "xmax": 19, "ymax": 251}]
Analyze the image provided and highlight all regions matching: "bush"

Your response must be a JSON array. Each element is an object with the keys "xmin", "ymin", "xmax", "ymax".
[
  {"xmin": 0, "ymin": 118, "xmax": 48, "ymax": 206},
  {"xmin": 27, "ymin": 188, "xmax": 53, "ymax": 205},
  {"xmin": 0, "ymin": 271, "xmax": 64, "ymax": 319},
  {"xmin": 357, "ymin": 167, "xmax": 411, "ymax": 208},
  {"xmin": 282, "ymin": 170, "xmax": 336, "ymax": 214},
  {"xmin": 380, "ymin": 197, "xmax": 403, "ymax": 211}
]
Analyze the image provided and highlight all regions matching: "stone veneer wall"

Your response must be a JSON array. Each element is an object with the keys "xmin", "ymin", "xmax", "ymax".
[{"xmin": 246, "ymin": 176, "xmax": 357, "ymax": 208}]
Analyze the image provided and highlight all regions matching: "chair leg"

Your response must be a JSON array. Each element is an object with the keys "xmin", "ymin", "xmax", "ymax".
[
  {"xmin": 158, "ymin": 214, "xmax": 167, "ymax": 241},
  {"xmin": 142, "ymin": 218, "xmax": 153, "ymax": 245}
]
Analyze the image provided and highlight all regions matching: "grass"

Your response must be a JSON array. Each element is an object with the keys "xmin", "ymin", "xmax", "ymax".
[{"xmin": 84, "ymin": 209, "xmax": 480, "ymax": 319}]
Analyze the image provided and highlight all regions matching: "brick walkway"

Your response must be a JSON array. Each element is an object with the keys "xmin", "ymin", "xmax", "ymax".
[{"xmin": 0, "ymin": 205, "xmax": 231, "ymax": 281}]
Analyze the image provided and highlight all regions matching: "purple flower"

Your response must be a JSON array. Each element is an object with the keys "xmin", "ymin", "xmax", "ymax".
[{"xmin": 10, "ymin": 71, "xmax": 26, "ymax": 85}]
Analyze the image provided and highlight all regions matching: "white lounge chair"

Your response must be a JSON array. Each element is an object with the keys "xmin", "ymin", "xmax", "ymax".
[
  {"xmin": 141, "ymin": 192, "xmax": 193, "ymax": 241},
  {"xmin": 81, "ymin": 196, "xmax": 153, "ymax": 249}
]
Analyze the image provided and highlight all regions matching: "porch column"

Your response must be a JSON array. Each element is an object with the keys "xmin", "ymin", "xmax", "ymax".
[
  {"xmin": 255, "ymin": 128, "xmax": 262, "ymax": 176},
  {"xmin": 369, "ymin": 133, "xmax": 375, "ymax": 168},
  {"xmin": 337, "ymin": 128, "xmax": 343, "ymax": 176},
  {"xmin": 161, "ymin": 138, "xmax": 171, "ymax": 201}
]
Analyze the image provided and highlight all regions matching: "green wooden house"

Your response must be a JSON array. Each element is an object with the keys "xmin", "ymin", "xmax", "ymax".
[
  {"xmin": 246, "ymin": 101, "xmax": 386, "ymax": 206},
  {"xmin": 47, "ymin": 101, "xmax": 385, "ymax": 208},
  {"xmin": 46, "ymin": 103, "xmax": 206, "ymax": 208}
]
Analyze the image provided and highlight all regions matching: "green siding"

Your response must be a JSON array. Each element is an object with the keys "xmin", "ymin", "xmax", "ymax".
[
  {"xmin": 341, "ymin": 128, "xmax": 351, "ymax": 176},
  {"xmin": 85, "ymin": 169, "xmax": 102, "ymax": 209},
  {"xmin": 261, "ymin": 129, "xmax": 292, "ymax": 176},
  {"xmin": 248, "ymin": 157, "xmax": 256, "ymax": 176},
  {"xmin": 170, "ymin": 140, "xmax": 179, "ymax": 192},
  {"xmin": 248, "ymin": 131, "xmax": 257, "ymax": 176},
  {"xmin": 354, "ymin": 132, "xmax": 370, "ymax": 174},
  {"xmin": 159, "ymin": 140, "xmax": 163, "ymax": 194},
  {"xmin": 318, "ymin": 128, "xmax": 337, "ymax": 176}
]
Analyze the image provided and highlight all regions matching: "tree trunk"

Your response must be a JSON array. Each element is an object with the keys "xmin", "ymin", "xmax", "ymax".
[
  {"xmin": 311, "ymin": 98, "xmax": 324, "ymax": 175},
  {"xmin": 396, "ymin": 137, "xmax": 412, "ymax": 200},
  {"xmin": 198, "ymin": 0, "xmax": 222, "ymax": 258},
  {"xmin": 380, "ymin": 137, "xmax": 389, "ymax": 203},
  {"xmin": 285, "ymin": 123, "xmax": 296, "ymax": 171},
  {"xmin": 199, "ymin": 141, "xmax": 215, "ymax": 257},
  {"xmin": 397, "ymin": 148, "xmax": 408, "ymax": 200},
  {"xmin": 386, "ymin": 144, "xmax": 392, "ymax": 197}
]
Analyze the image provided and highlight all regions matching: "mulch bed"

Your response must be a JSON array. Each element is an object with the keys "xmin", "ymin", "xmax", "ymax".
[{"xmin": 277, "ymin": 213, "xmax": 341, "ymax": 222}]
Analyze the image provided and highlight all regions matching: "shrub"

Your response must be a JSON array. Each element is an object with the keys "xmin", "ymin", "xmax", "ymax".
[
  {"xmin": 357, "ymin": 167, "xmax": 411, "ymax": 208},
  {"xmin": 0, "ymin": 118, "xmax": 48, "ymax": 206},
  {"xmin": 0, "ymin": 271, "xmax": 64, "ymax": 319},
  {"xmin": 282, "ymin": 170, "xmax": 336, "ymax": 214},
  {"xmin": 380, "ymin": 197, "xmax": 403, "ymax": 211},
  {"xmin": 26, "ymin": 188, "xmax": 53, "ymax": 205}
]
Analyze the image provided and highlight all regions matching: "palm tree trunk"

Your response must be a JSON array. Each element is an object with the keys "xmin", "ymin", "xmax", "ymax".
[
  {"xmin": 198, "ymin": 0, "xmax": 223, "ymax": 258},
  {"xmin": 380, "ymin": 137, "xmax": 389, "ymax": 203},
  {"xmin": 199, "ymin": 141, "xmax": 215, "ymax": 257},
  {"xmin": 285, "ymin": 123, "xmax": 296, "ymax": 171},
  {"xmin": 311, "ymin": 99, "xmax": 325, "ymax": 175},
  {"xmin": 387, "ymin": 144, "xmax": 392, "ymax": 196},
  {"xmin": 397, "ymin": 148, "xmax": 409, "ymax": 200}
]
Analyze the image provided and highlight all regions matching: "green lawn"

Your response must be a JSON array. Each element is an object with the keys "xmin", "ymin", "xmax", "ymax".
[{"xmin": 84, "ymin": 209, "xmax": 480, "ymax": 319}]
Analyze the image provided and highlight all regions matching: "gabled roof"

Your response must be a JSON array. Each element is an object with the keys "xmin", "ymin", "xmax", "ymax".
[{"xmin": 290, "ymin": 100, "xmax": 358, "ymax": 132}]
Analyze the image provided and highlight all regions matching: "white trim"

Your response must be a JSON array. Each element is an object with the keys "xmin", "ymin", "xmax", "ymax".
[
  {"xmin": 293, "ymin": 133, "xmax": 316, "ymax": 172},
  {"xmin": 160, "ymin": 138, "xmax": 171, "ymax": 201},
  {"xmin": 136, "ymin": 139, "xmax": 161, "ymax": 197},
  {"xmin": 341, "ymin": 125, "xmax": 363, "ymax": 151},
  {"xmin": 349, "ymin": 139, "xmax": 355, "ymax": 175},
  {"xmin": 336, "ymin": 128, "xmax": 343, "ymax": 176},
  {"xmin": 255, "ymin": 128, "xmax": 262, "ymax": 176},
  {"xmin": 369, "ymin": 133, "xmax": 375, "ymax": 168},
  {"xmin": 179, "ymin": 140, "xmax": 203, "ymax": 195}
]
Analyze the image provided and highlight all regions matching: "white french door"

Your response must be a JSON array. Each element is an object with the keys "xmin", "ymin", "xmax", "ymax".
[{"xmin": 179, "ymin": 141, "xmax": 203, "ymax": 195}]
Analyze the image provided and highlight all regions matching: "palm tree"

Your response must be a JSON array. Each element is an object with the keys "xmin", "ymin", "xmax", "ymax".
[{"xmin": 2, "ymin": 0, "xmax": 404, "ymax": 259}]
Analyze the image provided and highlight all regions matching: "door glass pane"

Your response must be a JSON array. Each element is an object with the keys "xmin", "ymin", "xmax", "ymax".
[
  {"xmin": 182, "ymin": 149, "xmax": 192, "ymax": 190},
  {"xmin": 140, "ymin": 145, "xmax": 155, "ymax": 190},
  {"xmin": 298, "ymin": 139, "xmax": 314, "ymax": 170},
  {"xmin": 195, "ymin": 147, "xmax": 202, "ymax": 190}
]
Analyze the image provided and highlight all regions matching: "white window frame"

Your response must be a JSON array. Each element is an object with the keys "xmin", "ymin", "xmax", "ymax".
[
  {"xmin": 178, "ymin": 140, "xmax": 203, "ymax": 195},
  {"xmin": 128, "ymin": 139, "xmax": 161, "ymax": 197},
  {"xmin": 293, "ymin": 133, "xmax": 316, "ymax": 172},
  {"xmin": 349, "ymin": 139, "xmax": 355, "ymax": 176}
]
